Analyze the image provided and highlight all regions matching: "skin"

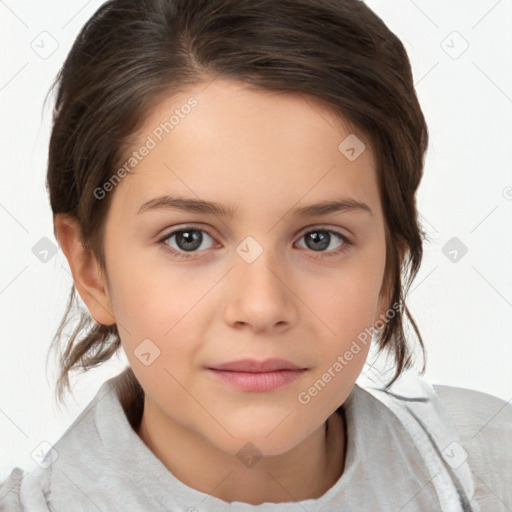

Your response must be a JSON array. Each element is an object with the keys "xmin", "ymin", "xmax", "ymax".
[{"xmin": 55, "ymin": 78, "xmax": 390, "ymax": 504}]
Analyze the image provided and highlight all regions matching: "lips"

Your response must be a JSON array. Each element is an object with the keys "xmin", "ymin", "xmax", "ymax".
[
  {"xmin": 206, "ymin": 358, "xmax": 307, "ymax": 392},
  {"xmin": 207, "ymin": 358, "xmax": 305, "ymax": 372}
]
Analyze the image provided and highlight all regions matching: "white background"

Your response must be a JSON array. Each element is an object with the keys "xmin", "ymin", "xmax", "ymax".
[{"xmin": 1, "ymin": 0, "xmax": 511, "ymax": 478}]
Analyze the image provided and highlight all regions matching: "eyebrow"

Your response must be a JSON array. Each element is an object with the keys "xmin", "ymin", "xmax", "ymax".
[{"xmin": 137, "ymin": 195, "xmax": 373, "ymax": 218}]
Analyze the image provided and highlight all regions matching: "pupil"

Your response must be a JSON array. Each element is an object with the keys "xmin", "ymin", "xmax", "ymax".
[
  {"xmin": 177, "ymin": 230, "xmax": 202, "ymax": 251},
  {"xmin": 306, "ymin": 231, "xmax": 329, "ymax": 251}
]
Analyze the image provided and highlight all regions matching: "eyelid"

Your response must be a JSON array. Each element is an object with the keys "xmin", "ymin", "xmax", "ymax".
[
  {"xmin": 298, "ymin": 223, "xmax": 351, "ymax": 235},
  {"xmin": 158, "ymin": 223, "xmax": 353, "ymax": 242},
  {"xmin": 158, "ymin": 224, "xmax": 219, "ymax": 247}
]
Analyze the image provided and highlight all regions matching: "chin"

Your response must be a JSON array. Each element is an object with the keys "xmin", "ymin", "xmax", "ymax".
[{"xmin": 205, "ymin": 421, "xmax": 310, "ymax": 459}]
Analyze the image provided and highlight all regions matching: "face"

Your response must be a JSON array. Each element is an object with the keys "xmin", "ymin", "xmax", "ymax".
[{"xmin": 99, "ymin": 78, "xmax": 389, "ymax": 456}]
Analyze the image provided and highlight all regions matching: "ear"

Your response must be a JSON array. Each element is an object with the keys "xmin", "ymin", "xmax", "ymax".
[{"xmin": 54, "ymin": 214, "xmax": 115, "ymax": 326}]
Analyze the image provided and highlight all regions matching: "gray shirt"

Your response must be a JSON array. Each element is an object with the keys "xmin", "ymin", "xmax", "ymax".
[{"xmin": 1, "ymin": 367, "xmax": 510, "ymax": 511}]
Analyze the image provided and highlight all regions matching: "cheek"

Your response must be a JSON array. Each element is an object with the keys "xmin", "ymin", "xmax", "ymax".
[
  {"xmin": 306, "ymin": 261, "xmax": 385, "ymax": 337},
  {"xmin": 107, "ymin": 247, "xmax": 206, "ymax": 330},
  {"xmin": 105, "ymin": 255, "xmax": 204, "ymax": 372}
]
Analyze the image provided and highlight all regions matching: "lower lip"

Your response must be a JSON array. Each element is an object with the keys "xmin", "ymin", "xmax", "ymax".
[{"xmin": 206, "ymin": 369, "xmax": 306, "ymax": 392}]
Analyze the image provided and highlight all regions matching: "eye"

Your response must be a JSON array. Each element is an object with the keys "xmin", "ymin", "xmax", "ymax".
[
  {"xmin": 158, "ymin": 226, "xmax": 217, "ymax": 259},
  {"xmin": 295, "ymin": 228, "xmax": 353, "ymax": 258},
  {"xmin": 157, "ymin": 225, "xmax": 354, "ymax": 261}
]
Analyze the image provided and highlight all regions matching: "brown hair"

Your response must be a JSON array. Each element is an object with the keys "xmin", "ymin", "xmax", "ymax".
[{"xmin": 46, "ymin": 0, "xmax": 428, "ymax": 406}]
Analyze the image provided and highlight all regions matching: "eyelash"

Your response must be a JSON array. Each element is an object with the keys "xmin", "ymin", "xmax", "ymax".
[{"xmin": 157, "ymin": 225, "xmax": 354, "ymax": 261}]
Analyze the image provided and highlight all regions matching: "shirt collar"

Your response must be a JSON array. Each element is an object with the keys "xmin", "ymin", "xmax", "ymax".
[{"xmin": 40, "ymin": 366, "xmax": 442, "ymax": 511}]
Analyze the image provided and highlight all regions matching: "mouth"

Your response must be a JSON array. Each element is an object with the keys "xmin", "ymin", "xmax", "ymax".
[
  {"xmin": 207, "ymin": 358, "xmax": 306, "ymax": 372},
  {"xmin": 206, "ymin": 358, "xmax": 308, "ymax": 392},
  {"xmin": 206, "ymin": 368, "xmax": 307, "ymax": 392}
]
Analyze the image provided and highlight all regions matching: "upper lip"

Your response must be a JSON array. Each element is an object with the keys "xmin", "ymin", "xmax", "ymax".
[{"xmin": 207, "ymin": 358, "xmax": 305, "ymax": 372}]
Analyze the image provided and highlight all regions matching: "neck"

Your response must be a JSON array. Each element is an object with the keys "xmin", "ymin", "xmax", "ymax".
[{"xmin": 136, "ymin": 400, "xmax": 346, "ymax": 505}]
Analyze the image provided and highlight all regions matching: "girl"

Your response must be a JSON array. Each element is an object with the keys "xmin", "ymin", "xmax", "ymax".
[{"xmin": 1, "ymin": 0, "xmax": 511, "ymax": 510}]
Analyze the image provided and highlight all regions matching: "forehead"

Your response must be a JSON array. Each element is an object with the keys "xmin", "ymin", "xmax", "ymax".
[{"xmin": 108, "ymin": 78, "xmax": 380, "ymax": 220}]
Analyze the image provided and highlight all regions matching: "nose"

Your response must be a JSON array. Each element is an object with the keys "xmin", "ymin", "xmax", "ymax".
[{"xmin": 223, "ymin": 247, "xmax": 299, "ymax": 333}]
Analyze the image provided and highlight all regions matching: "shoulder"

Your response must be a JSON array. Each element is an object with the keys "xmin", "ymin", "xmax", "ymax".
[
  {"xmin": 433, "ymin": 384, "xmax": 512, "ymax": 446},
  {"xmin": 0, "ymin": 467, "xmax": 24, "ymax": 512},
  {"xmin": 433, "ymin": 384, "xmax": 512, "ymax": 429},
  {"xmin": 433, "ymin": 384, "xmax": 512, "ymax": 510}
]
